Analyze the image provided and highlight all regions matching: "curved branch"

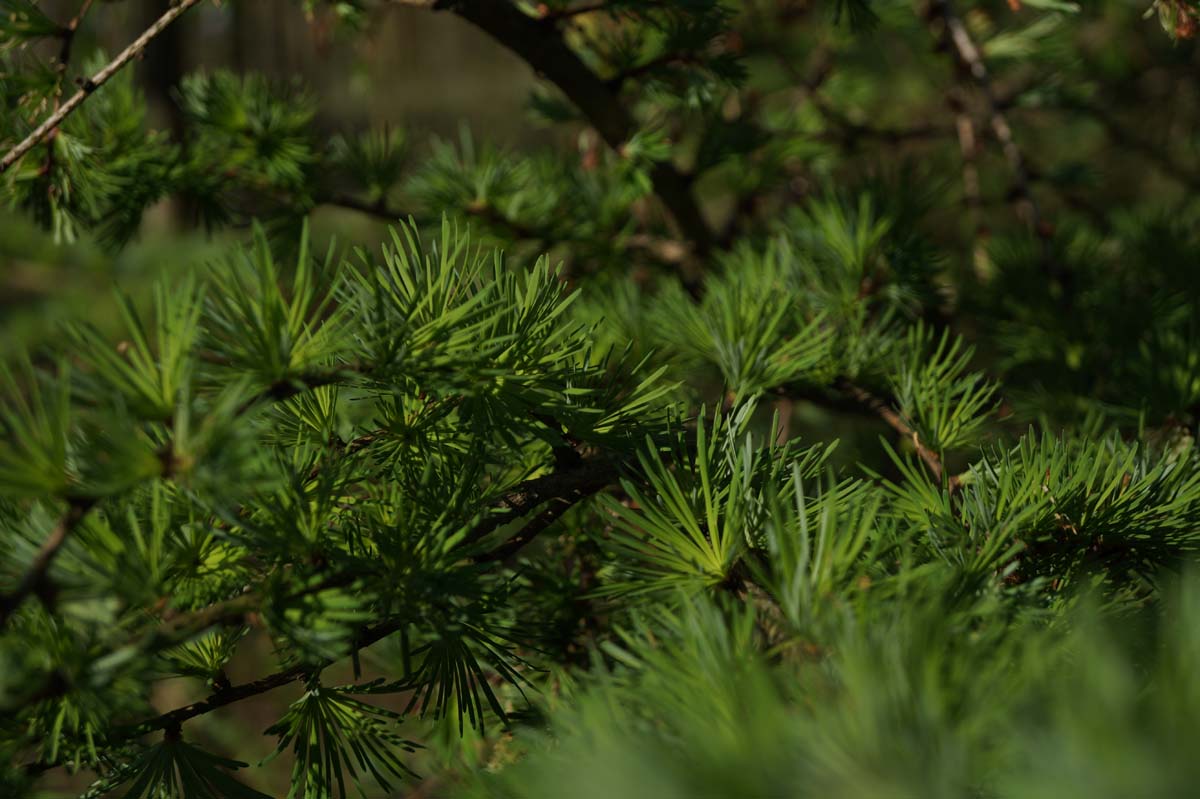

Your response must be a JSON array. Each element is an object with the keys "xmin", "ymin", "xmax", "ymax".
[
  {"xmin": 0, "ymin": 496, "xmax": 97, "ymax": 630},
  {"xmin": 0, "ymin": 0, "xmax": 204, "ymax": 175},
  {"xmin": 0, "ymin": 364, "xmax": 367, "ymax": 631},
  {"xmin": 417, "ymin": 0, "xmax": 715, "ymax": 267}
]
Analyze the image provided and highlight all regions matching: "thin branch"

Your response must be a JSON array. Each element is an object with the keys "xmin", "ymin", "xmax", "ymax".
[
  {"xmin": 923, "ymin": 0, "xmax": 1057, "ymax": 274},
  {"xmin": 53, "ymin": 0, "xmax": 95, "ymax": 99},
  {"xmin": 606, "ymin": 51, "xmax": 697, "ymax": 88},
  {"xmin": 0, "ymin": 496, "xmax": 97, "ymax": 630},
  {"xmin": 470, "ymin": 458, "xmax": 617, "ymax": 563},
  {"xmin": 0, "ymin": 0, "xmax": 204, "ymax": 175},
  {"xmin": 320, "ymin": 193, "xmax": 418, "ymax": 223},
  {"xmin": 0, "ymin": 491, "xmax": 96, "ymax": 628},
  {"xmin": 116, "ymin": 458, "xmax": 617, "ymax": 726},
  {"xmin": 779, "ymin": 379, "xmax": 953, "ymax": 488},
  {"xmin": 104, "ymin": 615, "xmax": 408, "ymax": 747},
  {"xmin": 1055, "ymin": 100, "xmax": 1200, "ymax": 194},
  {"xmin": 771, "ymin": 42, "xmax": 954, "ymax": 152},
  {"xmin": 0, "ymin": 366, "xmax": 354, "ymax": 631},
  {"xmin": 460, "ymin": 458, "xmax": 616, "ymax": 551},
  {"xmin": 134, "ymin": 569, "xmax": 371, "ymax": 659},
  {"xmin": 948, "ymin": 87, "xmax": 988, "ymax": 274},
  {"xmin": 950, "ymin": 90, "xmax": 982, "ymax": 213},
  {"xmin": 834, "ymin": 377, "xmax": 953, "ymax": 488},
  {"xmin": 35, "ymin": 0, "xmax": 95, "ymax": 182},
  {"xmin": 233, "ymin": 367, "xmax": 361, "ymax": 417}
]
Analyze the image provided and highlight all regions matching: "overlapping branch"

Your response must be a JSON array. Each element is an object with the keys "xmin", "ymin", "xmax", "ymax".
[
  {"xmin": 467, "ymin": 457, "xmax": 617, "ymax": 563},
  {"xmin": 111, "ymin": 615, "xmax": 407, "ymax": 742},
  {"xmin": 14, "ymin": 453, "xmax": 616, "ymax": 772}
]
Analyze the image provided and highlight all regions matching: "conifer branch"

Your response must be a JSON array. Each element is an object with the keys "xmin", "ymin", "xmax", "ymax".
[
  {"xmin": 0, "ymin": 0, "xmax": 204, "ymax": 176},
  {"xmin": 461, "ymin": 458, "xmax": 615, "ymax": 551},
  {"xmin": 1, "ymin": 367, "xmax": 355, "ymax": 633},
  {"xmin": 52, "ymin": 0, "xmax": 95, "ymax": 98},
  {"xmin": 1061, "ymin": 100, "xmax": 1200, "ymax": 194},
  {"xmin": 234, "ymin": 368, "xmax": 358, "ymax": 416},
  {"xmin": 0, "ymin": 496, "xmax": 97, "ymax": 630},
  {"xmin": 321, "ymin": 194, "xmax": 418, "ymax": 223},
  {"xmin": 470, "ymin": 458, "xmax": 617, "ymax": 563},
  {"xmin": 949, "ymin": 87, "xmax": 986, "ymax": 268},
  {"xmin": 1, "ymin": 366, "xmax": 352, "ymax": 633},
  {"xmin": 116, "ymin": 613, "xmax": 412, "ymax": 741},
  {"xmin": 778, "ymin": 379, "xmax": 953, "ymax": 487},
  {"xmin": 406, "ymin": 0, "xmax": 715, "ymax": 265},
  {"xmin": 923, "ymin": 0, "xmax": 1053, "ymax": 256},
  {"xmin": 776, "ymin": 377, "xmax": 958, "ymax": 489},
  {"xmin": 834, "ymin": 377, "xmax": 952, "ymax": 488},
  {"xmin": 9, "ymin": 455, "xmax": 616, "ymax": 744},
  {"xmin": 606, "ymin": 51, "xmax": 698, "ymax": 89}
]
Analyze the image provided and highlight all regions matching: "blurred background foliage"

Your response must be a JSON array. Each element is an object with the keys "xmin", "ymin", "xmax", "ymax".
[{"xmin": 2, "ymin": 1, "xmax": 1200, "ymax": 796}]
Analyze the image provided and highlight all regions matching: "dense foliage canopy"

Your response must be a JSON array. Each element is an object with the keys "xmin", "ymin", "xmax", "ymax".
[{"xmin": 2, "ymin": 1, "xmax": 1199, "ymax": 797}]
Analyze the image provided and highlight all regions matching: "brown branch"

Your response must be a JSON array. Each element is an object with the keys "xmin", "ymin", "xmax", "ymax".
[
  {"xmin": 948, "ymin": 87, "xmax": 989, "ymax": 275},
  {"xmin": 120, "ymin": 610, "xmax": 409, "ymax": 741},
  {"xmin": 136, "ymin": 569, "xmax": 371, "ymax": 659},
  {"xmin": 1, "ymin": 366, "xmax": 357, "ymax": 632},
  {"xmin": 459, "ymin": 457, "xmax": 617, "ymax": 554},
  {"xmin": 62, "ymin": 1, "xmax": 95, "ymax": 57},
  {"xmin": 834, "ymin": 377, "xmax": 952, "ymax": 488},
  {"xmin": 924, "ymin": 0, "xmax": 1056, "ymax": 273},
  {"xmin": 0, "ymin": 496, "xmax": 97, "ymax": 630},
  {"xmin": 781, "ymin": 379, "xmax": 953, "ymax": 488},
  {"xmin": 470, "ymin": 458, "xmax": 617, "ymax": 563},
  {"xmin": 113, "ymin": 459, "xmax": 619, "ymax": 732},
  {"xmin": 35, "ymin": 0, "xmax": 95, "ymax": 182},
  {"xmin": 233, "ymin": 367, "xmax": 360, "ymax": 417},
  {"xmin": 419, "ymin": 0, "xmax": 715, "ymax": 271},
  {"xmin": 950, "ymin": 90, "xmax": 982, "ymax": 214},
  {"xmin": 0, "ymin": 0, "xmax": 205, "ymax": 175},
  {"xmin": 51, "ymin": 0, "xmax": 95, "ymax": 103},
  {"xmin": 321, "ymin": 194, "xmax": 419, "ymax": 223}
]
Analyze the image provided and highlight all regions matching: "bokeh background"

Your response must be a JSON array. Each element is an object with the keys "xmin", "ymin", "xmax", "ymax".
[{"xmin": 4, "ymin": 1, "xmax": 1199, "ymax": 795}]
